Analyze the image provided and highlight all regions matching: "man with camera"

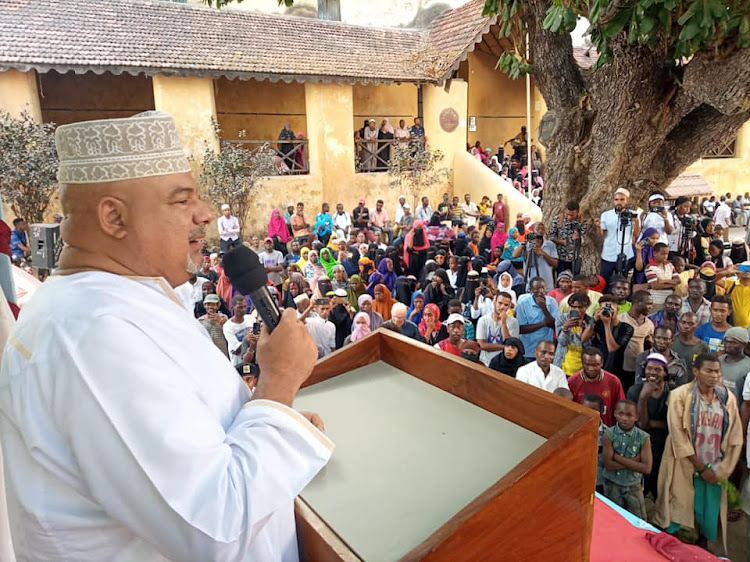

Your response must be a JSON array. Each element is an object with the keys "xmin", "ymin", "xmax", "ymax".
[
  {"xmin": 591, "ymin": 295, "xmax": 634, "ymax": 380},
  {"xmin": 640, "ymin": 192, "xmax": 673, "ymax": 245},
  {"xmin": 514, "ymin": 222, "xmax": 558, "ymax": 291},
  {"xmin": 595, "ymin": 188, "xmax": 639, "ymax": 288},
  {"xmin": 550, "ymin": 201, "xmax": 585, "ymax": 275},
  {"xmin": 667, "ymin": 196, "xmax": 694, "ymax": 259}
]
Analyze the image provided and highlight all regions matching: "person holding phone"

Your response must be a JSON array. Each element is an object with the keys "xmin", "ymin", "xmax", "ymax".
[
  {"xmin": 223, "ymin": 295, "xmax": 258, "ymax": 368},
  {"xmin": 554, "ymin": 292, "xmax": 594, "ymax": 375}
]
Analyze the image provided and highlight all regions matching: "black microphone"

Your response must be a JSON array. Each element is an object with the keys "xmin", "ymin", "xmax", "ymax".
[{"xmin": 223, "ymin": 245, "xmax": 281, "ymax": 333}]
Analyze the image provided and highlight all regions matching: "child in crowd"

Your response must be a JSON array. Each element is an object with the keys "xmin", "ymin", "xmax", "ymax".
[
  {"xmin": 582, "ymin": 393, "xmax": 605, "ymax": 493},
  {"xmin": 602, "ymin": 400, "xmax": 652, "ymax": 519},
  {"xmin": 670, "ymin": 255, "xmax": 693, "ymax": 298}
]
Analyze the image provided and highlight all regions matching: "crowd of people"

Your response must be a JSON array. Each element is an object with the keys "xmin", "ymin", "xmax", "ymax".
[
  {"xmin": 184, "ymin": 183, "xmax": 750, "ymax": 555},
  {"xmin": 354, "ymin": 117, "xmax": 426, "ymax": 172}
]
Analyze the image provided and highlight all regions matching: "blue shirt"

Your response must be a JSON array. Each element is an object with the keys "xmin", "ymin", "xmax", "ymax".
[
  {"xmin": 694, "ymin": 322, "xmax": 727, "ymax": 353},
  {"xmin": 600, "ymin": 209, "xmax": 634, "ymax": 262},
  {"xmin": 410, "ymin": 125, "xmax": 425, "ymax": 138},
  {"xmin": 314, "ymin": 212, "xmax": 333, "ymax": 236},
  {"xmin": 10, "ymin": 229, "xmax": 27, "ymax": 258},
  {"xmin": 515, "ymin": 294, "xmax": 559, "ymax": 358}
]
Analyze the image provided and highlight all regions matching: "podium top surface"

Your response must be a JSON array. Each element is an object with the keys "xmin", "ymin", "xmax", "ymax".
[{"xmin": 295, "ymin": 361, "xmax": 547, "ymax": 561}]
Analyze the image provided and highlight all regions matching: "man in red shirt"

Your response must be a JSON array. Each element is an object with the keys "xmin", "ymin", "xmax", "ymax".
[
  {"xmin": 492, "ymin": 193, "xmax": 508, "ymax": 229},
  {"xmin": 568, "ymin": 346, "xmax": 625, "ymax": 426},
  {"xmin": 434, "ymin": 314, "xmax": 466, "ymax": 356}
]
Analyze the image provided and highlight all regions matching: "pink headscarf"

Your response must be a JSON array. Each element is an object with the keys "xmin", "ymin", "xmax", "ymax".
[
  {"xmin": 267, "ymin": 209, "xmax": 291, "ymax": 243},
  {"xmin": 491, "ymin": 223, "xmax": 508, "ymax": 254},
  {"xmin": 351, "ymin": 312, "xmax": 371, "ymax": 342},
  {"xmin": 403, "ymin": 220, "xmax": 431, "ymax": 267}
]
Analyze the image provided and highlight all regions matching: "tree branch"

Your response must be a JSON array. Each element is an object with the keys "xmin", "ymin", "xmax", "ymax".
[
  {"xmin": 526, "ymin": 0, "xmax": 585, "ymax": 110},
  {"xmin": 681, "ymin": 48, "xmax": 750, "ymax": 116}
]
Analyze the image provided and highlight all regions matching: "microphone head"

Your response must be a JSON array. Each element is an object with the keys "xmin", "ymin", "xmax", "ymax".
[{"xmin": 222, "ymin": 245, "xmax": 268, "ymax": 296}]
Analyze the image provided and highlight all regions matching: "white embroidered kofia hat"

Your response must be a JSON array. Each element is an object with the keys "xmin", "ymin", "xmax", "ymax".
[{"xmin": 55, "ymin": 110, "xmax": 191, "ymax": 184}]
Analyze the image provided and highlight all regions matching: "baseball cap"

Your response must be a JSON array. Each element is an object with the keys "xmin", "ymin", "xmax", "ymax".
[
  {"xmin": 645, "ymin": 352, "xmax": 668, "ymax": 368},
  {"xmin": 203, "ymin": 294, "xmax": 220, "ymax": 304},
  {"xmin": 738, "ymin": 261, "xmax": 750, "ymax": 273},
  {"xmin": 724, "ymin": 327, "xmax": 749, "ymax": 344},
  {"xmin": 614, "ymin": 187, "xmax": 630, "ymax": 198},
  {"xmin": 358, "ymin": 198, "xmax": 366, "ymax": 204},
  {"xmin": 446, "ymin": 313, "xmax": 465, "ymax": 325},
  {"xmin": 264, "ymin": 236, "xmax": 273, "ymax": 243}
]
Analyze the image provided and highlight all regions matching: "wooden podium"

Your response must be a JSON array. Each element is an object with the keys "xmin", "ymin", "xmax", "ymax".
[{"xmin": 293, "ymin": 330, "xmax": 598, "ymax": 561}]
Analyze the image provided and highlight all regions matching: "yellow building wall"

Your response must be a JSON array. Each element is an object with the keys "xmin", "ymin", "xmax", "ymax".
[
  {"xmin": 39, "ymin": 71, "xmax": 154, "ymax": 125},
  {"xmin": 215, "ymin": 77, "xmax": 307, "ymax": 140},
  {"xmin": 466, "ymin": 50, "xmax": 537, "ymax": 156},
  {"xmin": 352, "ymin": 83, "xmax": 418, "ymax": 130},
  {"xmin": 0, "ymin": 69, "xmax": 42, "ymax": 121},
  {"xmin": 152, "ymin": 74, "xmax": 218, "ymax": 160},
  {"xmin": 685, "ymin": 121, "xmax": 750, "ymax": 197}
]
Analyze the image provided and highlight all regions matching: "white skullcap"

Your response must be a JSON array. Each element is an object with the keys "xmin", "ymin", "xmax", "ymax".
[
  {"xmin": 221, "ymin": 203, "xmax": 230, "ymax": 210},
  {"xmin": 55, "ymin": 110, "xmax": 190, "ymax": 184},
  {"xmin": 614, "ymin": 187, "xmax": 631, "ymax": 198}
]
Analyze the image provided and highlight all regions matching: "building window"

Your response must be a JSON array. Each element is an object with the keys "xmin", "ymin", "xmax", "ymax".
[
  {"xmin": 703, "ymin": 137, "xmax": 736, "ymax": 159},
  {"xmin": 318, "ymin": 0, "xmax": 340, "ymax": 21}
]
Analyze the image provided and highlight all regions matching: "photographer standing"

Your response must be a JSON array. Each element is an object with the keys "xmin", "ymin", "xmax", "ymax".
[
  {"xmin": 667, "ymin": 196, "xmax": 694, "ymax": 260},
  {"xmin": 595, "ymin": 188, "xmax": 640, "ymax": 287},
  {"xmin": 550, "ymin": 201, "xmax": 586, "ymax": 275},
  {"xmin": 640, "ymin": 192, "xmax": 673, "ymax": 245},
  {"xmin": 516, "ymin": 222, "xmax": 558, "ymax": 292}
]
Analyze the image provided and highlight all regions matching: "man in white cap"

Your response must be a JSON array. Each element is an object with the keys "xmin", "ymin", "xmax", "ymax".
[
  {"xmin": 640, "ymin": 192, "xmax": 673, "ymax": 245},
  {"xmin": 595, "ymin": 187, "xmax": 640, "ymax": 288},
  {"xmin": 434, "ymin": 313, "xmax": 466, "ymax": 356},
  {"xmin": 0, "ymin": 111, "xmax": 331, "ymax": 561},
  {"xmin": 218, "ymin": 202, "xmax": 241, "ymax": 253}
]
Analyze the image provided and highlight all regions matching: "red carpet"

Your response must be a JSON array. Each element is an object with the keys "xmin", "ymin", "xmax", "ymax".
[{"xmin": 591, "ymin": 498, "xmax": 667, "ymax": 561}]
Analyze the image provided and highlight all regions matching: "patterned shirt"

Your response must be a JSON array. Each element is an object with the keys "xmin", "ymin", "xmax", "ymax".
[
  {"xmin": 549, "ymin": 216, "xmax": 586, "ymax": 262},
  {"xmin": 603, "ymin": 424, "xmax": 649, "ymax": 486}
]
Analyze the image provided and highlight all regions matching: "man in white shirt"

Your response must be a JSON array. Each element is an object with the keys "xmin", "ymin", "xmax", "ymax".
[
  {"xmin": 459, "ymin": 194, "xmax": 480, "ymax": 228},
  {"xmin": 667, "ymin": 196, "xmax": 693, "ymax": 256},
  {"xmin": 218, "ymin": 203, "xmax": 241, "ymax": 253},
  {"xmin": 223, "ymin": 295, "xmax": 258, "ymax": 367},
  {"xmin": 306, "ymin": 298, "xmax": 336, "ymax": 358},
  {"xmin": 259, "ymin": 237, "xmax": 285, "ymax": 290},
  {"xmin": 333, "ymin": 202, "xmax": 352, "ymax": 240},
  {"xmin": 713, "ymin": 196, "xmax": 733, "ymax": 242},
  {"xmin": 476, "ymin": 292, "xmax": 520, "ymax": 366},
  {"xmin": 515, "ymin": 340, "xmax": 570, "ymax": 393},
  {"xmin": 415, "ymin": 196, "xmax": 433, "ymax": 222},
  {"xmin": 595, "ymin": 187, "xmax": 638, "ymax": 288},
  {"xmin": 0, "ymin": 111, "xmax": 332, "ymax": 562},
  {"xmin": 640, "ymin": 193, "xmax": 673, "ymax": 245}
]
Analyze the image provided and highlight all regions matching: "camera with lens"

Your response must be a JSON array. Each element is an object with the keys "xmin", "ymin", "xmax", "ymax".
[
  {"xmin": 480, "ymin": 287, "xmax": 488, "ymax": 296},
  {"xmin": 650, "ymin": 206, "xmax": 664, "ymax": 214},
  {"xmin": 679, "ymin": 215, "xmax": 695, "ymax": 229},
  {"xmin": 620, "ymin": 209, "xmax": 638, "ymax": 220},
  {"xmin": 601, "ymin": 304, "xmax": 613, "ymax": 318}
]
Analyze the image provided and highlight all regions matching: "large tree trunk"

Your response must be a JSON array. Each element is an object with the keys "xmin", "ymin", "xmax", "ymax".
[{"xmin": 526, "ymin": 0, "xmax": 750, "ymax": 274}]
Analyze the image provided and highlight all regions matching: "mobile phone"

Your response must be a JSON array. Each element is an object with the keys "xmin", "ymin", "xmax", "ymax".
[
  {"xmin": 570, "ymin": 310, "xmax": 580, "ymax": 319},
  {"xmin": 252, "ymin": 322, "xmax": 261, "ymax": 335}
]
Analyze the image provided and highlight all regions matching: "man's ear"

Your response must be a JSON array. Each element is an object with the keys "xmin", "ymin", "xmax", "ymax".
[{"xmin": 98, "ymin": 196, "xmax": 129, "ymax": 239}]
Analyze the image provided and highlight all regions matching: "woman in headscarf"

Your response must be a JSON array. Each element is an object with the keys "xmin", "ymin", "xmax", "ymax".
[
  {"xmin": 377, "ymin": 257, "xmax": 397, "ymax": 294},
  {"xmin": 478, "ymin": 225, "xmax": 494, "ymax": 262},
  {"xmin": 403, "ymin": 220, "xmax": 431, "ymax": 277},
  {"xmin": 312, "ymin": 277, "xmax": 334, "ymax": 302},
  {"xmin": 394, "ymin": 275, "xmax": 413, "ymax": 305},
  {"xmin": 423, "ymin": 268, "xmax": 454, "ymax": 320},
  {"xmin": 494, "ymin": 259, "xmax": 525, "ymax": 292},
  {"xmin": 488, "ymin": 338, "xmax": 527, "ymax": 378},
  {"xmin": 365, "ymin": 269, "xmax": 384, "ymax": 297},
  {"xmin": 453, "ymin": 233, "xmax": 473, "ymax": 258},
  {"xmin": 302, "ymin": 250, "xmax": 325, "ymax": 282},
  {"xmin": 319, "ymin": 247, "xmax": 339, "ymax": 279},
  {"xmin": 419, "ymin": 303, "xmax": 448, "ymax": 346},
  {"xmin": 418, "ymin": 259, "xmax": 438, "ymax": 289},
  {"xmin": 294, "ymin": 131, "xmax": 306, "ymax": 171},
  {"xmin": 698, "ymin": 262, "xmax": 719, "ymax": 299},
  {"xmin": 501, "ymin": 227, "xmax": 523, "ymax": 268},
  {"xmin": 385, "ymin": 246, "xmax": 404, "ymax": 276},
  {"xmin": 496, "ymin": 271, "xmax": 518, "ymax": 307},
  {"xmin": 491, "ymin": 222, "xmax": 508, "ymax": 256},
  {"xmin": 349, "ymin": 312, "xmax": 371, "ymax": 343},
  {"xmin": 358, "ymin": 256, "xmax": 375, "ymax": 283},
  {"xmin": 330, "ymin": 264, "xmax": 349, "ymax": 291},
  {"xmin": 372, "ymin": 284, "xmax": 397, "ymax": 321},
  {"xmin": 692, "ymin": 218, "xmax": 715, "ymax": 265},
  {"xmin": 708, "ymin": 239, "xmax": 733, "ymax": 276},
  {"xmin": 407, "ymin": 290, "xmax": 425, "ymax": 325},
  {"xmin": 341, "ymin": 245, "xmax": 361, "ymax": 277},
  {"xmin": 633, "ymin": 227, "xmax": 660, "ymax": 285},
  {"xmin": 297, "ymin": 246, "xmax": 310, "ymax": 272},
  {"xmin": 282, "ymin": 272, "xmax": 306, "ymax": 309},
  {"xmin": 347, "ymin": 274, "xmax": 367, "ymax": 312},
  {"xmin": 358, "ymin": 294, "xmax": 384, "ymax": 330},
  {"xmin": 487, "ymin": 246, "xmax": 504, "ymax": 274},
  {"xmin": 267, "ymin": 208, "xmax": 291, "ymax": 254},
  {"xmin": 328, "ymin": 293, "xmax": 353, "ymax": 349}
]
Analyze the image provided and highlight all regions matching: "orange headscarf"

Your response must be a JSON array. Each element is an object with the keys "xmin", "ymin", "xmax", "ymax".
[{"xmin": 371, "ymin": 283, "xmax": 396, "ymax": 321}]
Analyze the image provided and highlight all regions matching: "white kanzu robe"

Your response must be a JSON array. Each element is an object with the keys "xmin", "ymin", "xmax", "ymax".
[{"xmin": 0, "ymin": 272, "xmax": 333, "ymax": 561}]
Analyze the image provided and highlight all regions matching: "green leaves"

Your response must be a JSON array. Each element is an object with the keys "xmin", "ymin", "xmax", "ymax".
[
  {"xmin": 496, "ymin": 51, "xmax": 533, "ymax": 79},
  {"xmin": 544, "ymin": 3, "xmax": 579, "ymax": 33}
]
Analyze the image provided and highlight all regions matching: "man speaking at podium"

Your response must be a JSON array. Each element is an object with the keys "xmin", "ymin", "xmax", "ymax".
[{"xmin": 0, "ymin": 112, "xmax": 332, "ymax": 561}]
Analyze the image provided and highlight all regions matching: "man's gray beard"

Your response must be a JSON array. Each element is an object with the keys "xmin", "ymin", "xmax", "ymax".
[{"xmin": 186, "ymin": 252, "xmax": 200, "ymax": 275}]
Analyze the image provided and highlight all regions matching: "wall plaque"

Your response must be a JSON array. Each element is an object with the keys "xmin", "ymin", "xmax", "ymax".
[{"xmin": 439, "ymin": 108, "xmax": 459, "ymax": 133}]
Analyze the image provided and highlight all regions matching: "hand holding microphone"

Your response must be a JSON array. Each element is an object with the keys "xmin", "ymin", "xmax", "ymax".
[{"xmin": 223, "ymin": 246, "xmax": 318, "ymax": 407}]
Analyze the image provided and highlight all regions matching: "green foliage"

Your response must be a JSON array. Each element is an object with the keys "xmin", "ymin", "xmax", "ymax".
[
  {"xmin": 199, "ymin": 122, "xmax": 277, "ymax": 238},
  {"xmin": 496, "ymin": 51, "xmax": 533, "ymax": 79},
  {"xmin": 484, "ymin": 0, "xmax": 750, "ymax": 72},
  {"xmin": 0, "ymin": 110, "xmax": 58, "ymax": 223}
]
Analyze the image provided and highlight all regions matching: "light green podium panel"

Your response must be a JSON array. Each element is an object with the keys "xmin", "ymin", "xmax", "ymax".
[{"xmin": 295, "ymin": 361, "xmax": 547, "ymax": 561}]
